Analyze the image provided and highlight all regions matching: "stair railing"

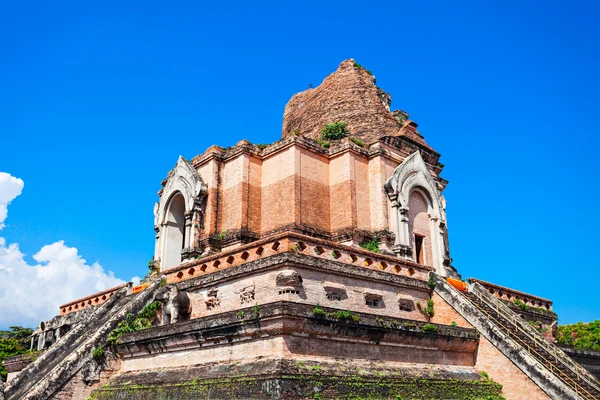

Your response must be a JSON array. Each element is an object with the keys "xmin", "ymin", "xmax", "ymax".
[{"xmin": 471, "ymin": 282, "xmax": 600, "ymax": 395}]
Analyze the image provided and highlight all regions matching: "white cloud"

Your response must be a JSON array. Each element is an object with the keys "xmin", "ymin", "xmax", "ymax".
[
  {"xmin": 0, "ymin": 172, "xmax": 24, "ymax": 230},
  {"xmin": 0, "ymin": 172, "xmax": 125, "ymax": 328}
]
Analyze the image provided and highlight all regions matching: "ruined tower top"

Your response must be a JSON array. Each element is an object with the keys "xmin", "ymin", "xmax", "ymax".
[{"xmin": 282, "ymin": 59, "xmax": 433, "ymax": 150}]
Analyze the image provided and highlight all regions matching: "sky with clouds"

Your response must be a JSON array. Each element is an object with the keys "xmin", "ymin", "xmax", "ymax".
[
  {"xmin": 0, "ymin": 0, "xmax": 599, "ymax": 328},
  {"xmin": 0, "ymin": 172, "xmax": 128, "ymax": 328}
]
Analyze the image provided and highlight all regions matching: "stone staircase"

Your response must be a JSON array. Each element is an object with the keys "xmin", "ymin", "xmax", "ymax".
[
  {"xmin": 464, "ymin": 283, "xmax": 600, "ymax": 400},
  {"xmin": 431, "ymin": 273, "xmax": 597, "ymax": 400},
  {"xmin": 4, "ymin": 277, "xmax": 164, "ymax": 400}
]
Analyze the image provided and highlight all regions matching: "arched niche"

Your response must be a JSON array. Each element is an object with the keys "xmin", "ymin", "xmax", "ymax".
[
  {"xmin": 154, "ymin": 156, "xmax": 208, "ymax": 271},
  {"xmin": 384, "ymin": 151, "xmax": 451, "ymax": 276},
  {"xmin": 163, "ymin": 192, "xmax": 186, "ymax": 269}
]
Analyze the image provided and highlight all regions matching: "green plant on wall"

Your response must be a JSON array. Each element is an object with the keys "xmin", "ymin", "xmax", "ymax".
[
  {"xmin": 556, "ymin": 320, "xmax": 600, "ymax": 351},
  {"xmin": 360, "ymin": 238, "xmax": 380, "ymax": 253},
  {"xmin": 91, "ymin": 345, "xmax": 104, "ymax": 361},
  {"xmin": 353, "ymin": 61, "xmax": 373, "ymax": 76},
  {"xmin": 107, "ymin": 301, "xmax": 162, "ymax": 345},
  {"xmin": 417, "ymin": 299, "xmax": 435, "ymax": 321},
  {"xmin": 320, "ymin": 121, "xmax": 349, "ymax": 141},
  {"xmin": 422, "ymin": 323, "xmax": 438, "ymax": 333}
]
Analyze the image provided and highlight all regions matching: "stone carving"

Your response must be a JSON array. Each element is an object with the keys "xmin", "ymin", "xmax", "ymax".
[
  {"xmin": 365, "ymin": 293, "xmax": 383, "ymax": 308},
  {"xmin": 276, "ymin": 270, "xmax": 303, "ymax": 287},
  {"xmin": 398, "ymin": 299, "xmax": 415, "ymax": 312},
  {"xmin": 205, "ymin": 289, "xmax": 220, "ymax": 310},
  {"xmin": 323, "ymin": 282, "xmax": 347, "ymax": 301},
  {"xmin": 326, "ymin": 291, "xmax": 343, "ymax": 301},
  {"xmin": 81, "ymin": 359, "xmax": 103, "ymax": 385},
  {"xmin": 238, "ymin": 285, "xmax": 255, "ymax": 304},
  {"xmin": 155, "ymin": 285, "xmax": 191, "ymax": 324}
]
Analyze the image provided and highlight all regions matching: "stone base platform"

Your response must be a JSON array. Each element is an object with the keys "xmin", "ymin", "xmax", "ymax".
[
  {"xmin": 85, "ymin": 302, "xmax": 504, "ymax": 399},
  {"xmin": 89, "ymin": 358, "xmax": 503, "ymax": 400}
]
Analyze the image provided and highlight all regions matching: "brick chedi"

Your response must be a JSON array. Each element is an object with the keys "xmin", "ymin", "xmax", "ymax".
[
  {"xmin": 3, "ymin": 60, "xmax": 600, "ymax": 400},
  {"xmin": 283, "ymin": 58, "xmax": 432, "ymax": 149}
]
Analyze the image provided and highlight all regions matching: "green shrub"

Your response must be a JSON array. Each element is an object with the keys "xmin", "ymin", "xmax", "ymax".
[
  {"xmin": 320, "ymin": 121, "xmax": 349, "ymax": 141},
  {"xmin": 556, "ymin": 320, "xmax": 600, "ymax": 351},
  {"xmin": 353, "ymin": 62, "xmax": 373, "ymax": 76},
  {"xmin": 217, "ymin": 230, "xmax": 228, "ymax": 240},
  {"xmin": 402, "ymin": 322, "xmax": 417, "ymax": 328},
  {"xmin": 450, "ymin": 321, "xmax": 458, "ymax": 327},
  {"xmin": 422, "ymin": 323, "xmax": 438, "ymax": 333},
  {"xmin": 107, "ymin": 301, "xmax": 162, "ymax": 345},
  {"xmin": 316, "ymin": 139, "xmax": 330, "ymax": 148},
  {"xmin": 334, "ymin": 310, "xmax": 360, "ymax": 323},
  {"xmin": 256, "ymin": 143, "xmax": 268, "ymax": 150},
  {"xmin": 417, "ymin": 299, "xmax": 435, "ymax": 320},
  {"xmin": 252, "ymin": 304, "xmax": 260, "ymax": 316},
  {"xmin": 91, "ymin": 345, "xmax": 104, "ymax": 361},
  {"xmin": 427, "ymin": 275, "xmax": 436, "ymax": 290},
  {"xmin": 350, "ymin": 137, "xmax": 363, "ymax": 147},
  {"xmin": 360, "ymin": 238, "xmax": 380, "ymax": 253},
  {"xmin": 312, "ymin": 304, "xmax": 326, "ymax": 319}
]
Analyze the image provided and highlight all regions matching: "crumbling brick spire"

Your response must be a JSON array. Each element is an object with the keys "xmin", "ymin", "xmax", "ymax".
[{"xmin": 282, "ymin": 58, "xmax": 434, "ymax": 150}]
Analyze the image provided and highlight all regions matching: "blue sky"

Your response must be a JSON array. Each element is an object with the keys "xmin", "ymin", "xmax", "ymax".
[{"xmin": 0, "ymin": 0, "xmax": 598, "ymax": 327}]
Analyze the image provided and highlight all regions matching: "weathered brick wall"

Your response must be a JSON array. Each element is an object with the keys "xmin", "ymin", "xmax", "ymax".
[
  {"xmin": 329, "ymin": 153, "xmax": 354, "ymax": 231},
  {"xmin": 430, "ymin": 292, "xmax": 472, "ymax": 328},
  {"xmin": 475, "ymin": 335, "xmax": 551, "ymax": 400},
  {"xmin": 261, "ymin": 147, "xmax": 297, "ymax": 232},
  {"xmin": 299, "ymin": 147, "xmax": 330, "ymax": 231},
  {"xmin": 187, "ymin": 264, "xmax": 431, "ymax": 322}
]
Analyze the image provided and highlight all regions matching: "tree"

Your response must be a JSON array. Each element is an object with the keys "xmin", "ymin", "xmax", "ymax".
[
  {"xmin": 0, "ymin": 326, "xmax": 33, "ymax": 382},
  {"xmin": 556, "ymin": 320, "xmax": 600, "ymax": 351}
]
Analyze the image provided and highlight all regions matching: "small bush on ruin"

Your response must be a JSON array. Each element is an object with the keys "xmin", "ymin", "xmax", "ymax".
[
  {"xmin": 427, "ymin": 275, "xmax": 436, "ymax": 290},
  {"xmin": 256, "ymin": 143, "xmax": 268, "ymax": 150},
  {"xmin": 417, "ymin": 299, "xmax": 435, "ymax": 321},
  {"xmin": 350, "ymin": 137, "xmax": 363, "ymax": 147},
  {"xmin": 107, "ymin": 301, "xmax": 162, "ymax": 345},
  {"xmin": 422, "ymin": 323, "xmax": 438, "ymax": 333},
  {"xmin": 217, "ymin": 230, "xmax": 228, "ymax": 240},
  {"xmin": 316, "ymin": 139, "xmax": 330, "ymax": 148},
  {"xmin": 353, "ymin": 62, "xmax": 373, "ymax": 76},
  {"xmin": 333, "ymin": 310, "xmax": 360, "ymax": 323},
  {"xmin": 320, "ymin": 121, "xmax": 349, "ymax": 141},
  {"xmin": 252, "ymin": 303, "xmax": 260, "ymax": 316},
  {"xmin": 312, "ymin": 304, "xmax": 326, "ymax": 319},
  {"xmin": 360, "ymin": 238, "xmax": 380, "ymax": 253},
  {"xmin": 91, "ymin": 345, "xmax": 104, "ymax": 361}
]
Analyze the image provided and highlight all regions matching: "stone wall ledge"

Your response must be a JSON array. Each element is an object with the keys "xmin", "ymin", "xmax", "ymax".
[
  {"xmin": 2, "ymin": 353, "xmax": 38, "ymax": 373},
  {"xmin": 468, "ymin": 278, "xmax": 553, "ymax": 311},
  {"xmin": 502, "ymin": 300, "xmax": 557, "ymax": 322},
  {"xmin": 165, "ymin": 231, "xmax": 432, "ymax": 286},
  {"xmin": 59, "ymin": 283, "xmax": 129, "ymax": 316},
  {"xmin": 115, "ymin": 301, "xmax": 478, "ymax": 359}
]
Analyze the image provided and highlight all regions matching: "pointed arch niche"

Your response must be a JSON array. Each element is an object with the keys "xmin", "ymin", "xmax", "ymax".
[
  {"xmin": 384, "ymin": 151, "xmax": 450, "ymax": 277},
  {"xmin": 154, "ymin": 156, "xmax": 208, "ymax": 271}
]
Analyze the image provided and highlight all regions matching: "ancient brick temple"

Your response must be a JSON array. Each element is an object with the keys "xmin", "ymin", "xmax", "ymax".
[{"xmin": 3, "ymin": 60, "xmax": 600, "ymax": 400}]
